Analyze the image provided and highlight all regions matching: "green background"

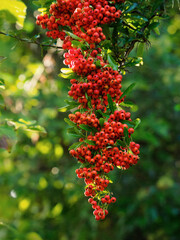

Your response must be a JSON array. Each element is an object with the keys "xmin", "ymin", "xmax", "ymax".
[{"xmin": 0, "ymin": 1, "xmax": 180, "ymax": 240}]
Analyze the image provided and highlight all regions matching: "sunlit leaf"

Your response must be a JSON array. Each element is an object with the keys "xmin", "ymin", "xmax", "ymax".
[{"xmin": 0, "ymin": 0, "xmax": 27, "ymax": 27}]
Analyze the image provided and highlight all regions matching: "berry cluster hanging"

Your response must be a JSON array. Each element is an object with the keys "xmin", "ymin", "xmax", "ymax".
[{"xmin": 36, "ymin": 0, "xmax": 140, "ymax": 221}]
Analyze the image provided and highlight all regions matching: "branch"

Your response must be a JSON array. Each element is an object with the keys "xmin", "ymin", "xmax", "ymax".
[{"xmin": 0, "ymin": 31, "xmax": 63, "ymax": 50}]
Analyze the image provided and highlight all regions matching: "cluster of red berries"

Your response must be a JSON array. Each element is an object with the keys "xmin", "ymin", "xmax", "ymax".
[
  {"xmin": 68, "ymin": 67, "xmax": 123, "ymax": 110},
  {"xmin": 36, "ymin": 0, "xmax": 123, "ymax": 44},
  {"xmin": 69, "ymin": 111, "xmax": 100, "ymax": 129},
  {"xmin": 65, "ymin": 48, "xmax": 123, "ymax": 110},
  {"xmin": 70, "ymin": 110, "xmax": 139, "ymax": 170},
  {"xmin": 37, "ymin": 0, "xmax": 140, "ymax": 220}
]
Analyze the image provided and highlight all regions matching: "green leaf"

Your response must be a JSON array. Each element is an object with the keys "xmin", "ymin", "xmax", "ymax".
[
  {"xmin": 59, "ymin": 104, "xmax": 78, "ymax": 112},
  {"xmin": 7, "ymin": 119, "xmax": 46, "ymax": 135},
  {"xmin": 58, "ymin": 105, "xmax": 70, "ymax": 112},
  {"xmin": 102, "ymin": 25, "xmax": 111, "ymax": 39},
  {"xmin": 64, "ymin": 31, "xmax": 82, "ymax": 40},
  {"xmin": 99, "ymin": 118, "xmax": 105, "ymax": 127},
  {"xmin": 107, "ymin": 54, "xmax": 118, "ymax": 71},
  {"xmin": 0, "ymin": 0, "xmax": 27, "ymax": 28},
  {"xmin": 79, "ymin": 124, "xmax": 98, "ymax": 133},
  {"xmin": 120, "ymin": 101, "xmax": 136, "ymax": 108},
  {"xmin": 95, "ymin": 110, "xmax": 104, "ymax": 118},
  {"xmin": 130, "ymin": 15, "xmax": 148, "ymax": 22},
  {"xmin": 121, "ymin": 120, "xmax": 136, "ymax": 127},
  {"xmin": 154, "ymin": 27, "xmax": 160, "ymax": 35},
  {"xmin": 64, "ymin": 118, "xmax": 76, "ymax": 127},
  {"xmin": 134, "ymin": 118, "xmax": 141, "ymax": 129},
  {"xmin": 0, "ymin": 56, "xmax": 7, "ymax": 64},
  {"xmin": 101, "ymin": 40, "xmax": 112, "ymax": 48},
  {"xmin": 123, "ymin": 127, "xmax": 130, "ymax": 145},
  {"xmin": 58, "ymin": 72, "xmax": 77, "ymax": 79},
  {"xmin": 67, "ymin": 127, "xmax": 84, "ymax": 138},
  {"xmin": 116, "ymin": 139, "xmax": 126, "ymax": 148},
  {"xmin": 33, "ymin": 0, "xmax": 52, "ymax": 8},
  {"xmin": 0, "ymin": 95, "xmax": 5, "ymax": 107},
  {"xmin": 107, "ymin": 94, "xmax": 115, "ymax": 113},
  {"xmin": 120, "ymin": 83, "xmax": 136, "ymax": 100},
  {"xmin": 71, "ymin": 40, "xmax": 89, "ymax": 50},
  {"xmin": 65, "ymin": 100, "xmax": 79, "ymax": 107},
  {"xmin": 123, "ymin": 127, "xmax": 129, "ymax": 138},
  {"xmin": 95, "ymin": 60, "xmax": 101, "ymax": 68},
  {"xmin": 152, "ymin": 0, "xmax": 164, "ymax": 13},
  {"xmin": 125, "ymin": 3, "xmax": 138, "ymax": 13},
  {"xmin": 71, "ymin": 40, "xmax": 84, "ymax": 48},
  {"xmin": 0, "ymin": 78, "xmax": 5, "ymax": 88},
  {"xmin": 137, "ymin": 43, "xmax": 144, "ymax": 57},
  {"xmin": 85, "ymin": 93, "xmax": 92, "ymax": 108},
  {"xmin": 149, "ymin": 22, "xmax": 160, "ymax": 30},
  {"xmin": 68, "ymin": 141, "xmax": 84, "ymax": 151},
  {"xmin": 27, "ymin": 125, "xmax": 47, "ymax": 135},
  {"xmin": 0, "ymin": 125, "xmax": 17, "ymax": 152},
  {"xmin": 84, "ymin": 140, "xmax": 96, "ymax": 145},
  {"xmin": 95, "ymin": 110, "xmax": 109, "ymax": 119}
]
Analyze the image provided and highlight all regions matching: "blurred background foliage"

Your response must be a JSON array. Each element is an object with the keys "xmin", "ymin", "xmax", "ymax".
[{"xmin": 0, "ymin": 1, "xmax": 180, "ymax": 240}]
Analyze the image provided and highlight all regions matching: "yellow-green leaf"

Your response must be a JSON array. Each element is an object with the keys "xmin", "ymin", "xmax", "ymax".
[{"xmin": 0, "ymin": 0, "xmax": 27, "ymax": 28}]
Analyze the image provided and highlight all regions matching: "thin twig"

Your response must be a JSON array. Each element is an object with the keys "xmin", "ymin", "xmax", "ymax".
[{"xmin": 0, "ymin": 31, "xmax": 63, "ymax": 50}]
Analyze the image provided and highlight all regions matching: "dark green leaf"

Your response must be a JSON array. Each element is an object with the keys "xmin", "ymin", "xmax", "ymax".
[
  {"xmin": 124, "ymin": 127, "xmax": 130, "ymax": 145},
  {"xmin": 107, "ymin": 94, "xmax": 115, "ymax": 113},
  {"xmin": 65, "ymin": 100, "xmax": 79, "ymax": 107},
  {"xmin": 64, "ymin": 118, "xmax": 76, "ymax": 127},
  {"xmin": 79, "ymin": 124, "xmax": 98, "ymax": 133},
  {"xmin": 99, "ymin": 118, "xmax": 105, "ymax": 127},
  {"xmin": 137, "ymin": 43, "xmax": 144, "ymax": 57},
  {"xmin": 0, "ymin": 95, "xmax": 5, "ymax": 107},
  {"xmin": 121, "ymin": 120, "xmax": 136, "ymax": 127},
  {"xmin": 67, "ymin": 127, "xmax": 84, "ymax": 137},
  {"xmin": 95, "ymin": 110, "xmax": 104, "ymax": 118},
  {"xmin": 116, "ymin": 139, "xmax": 126, "ymax": 148},
  {"xmin": 107, "ymin": 54, "xmax": 118, "ymax": 71},
  {"xmin": 68, "ymin": 141, "xmax": 84, "ymax": 150},
  {"xmin": 125, "ymin": 3, "xmax": 138, "ymax": 13},
  {"xmin": 85, "ymin": 93, "xmax": 92, "ymax": 108},
  {"xmin": 84, "ymin": 140, "xmax": 96, "ymax": 145},
  {"xmin": 64, "ymin": 31, "xmax": 82, "ymax": 40},
  {"xmin": 0, "ymin": 78, "xmax": 5, "ymax": 87},
  {"xmin": 95, "ymin": 60, "xmax": 101, "ymax": 68},
  {"xmin": 149, "ymin": 22, "xmax": 160, "ymax": 30},
  {"xmin": 120, "ymin": 83, "xmax": 136, "ymax": 100}
]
